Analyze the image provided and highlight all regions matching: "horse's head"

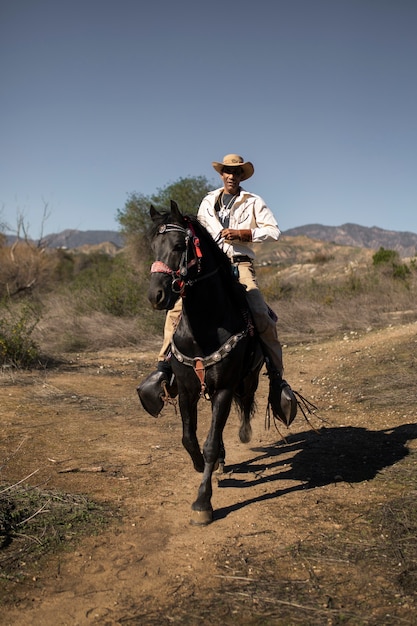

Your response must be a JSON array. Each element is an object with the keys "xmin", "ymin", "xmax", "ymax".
[{"xmin": 148, "ymin": 200, "xmax": 203, "ymax": 310}]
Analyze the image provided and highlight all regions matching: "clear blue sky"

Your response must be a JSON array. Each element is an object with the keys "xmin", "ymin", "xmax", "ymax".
[{"xmin": 1, "ymin": 0, "xmax": 416, "ymax": 237}]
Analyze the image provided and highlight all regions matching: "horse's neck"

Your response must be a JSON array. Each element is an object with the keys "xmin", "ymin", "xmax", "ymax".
[
  {"xmin": 180, "ymin": 274, "xmax": 244, "ymax": 347},
  {"xmin": 186, "ymin": 272, "xmax": 234, "ymax": 314}
]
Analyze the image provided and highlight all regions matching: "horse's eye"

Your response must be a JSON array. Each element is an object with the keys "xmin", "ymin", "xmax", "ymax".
[{"xmin": 173, "ymin": 243, "xmax": 186, "ymax": 252}]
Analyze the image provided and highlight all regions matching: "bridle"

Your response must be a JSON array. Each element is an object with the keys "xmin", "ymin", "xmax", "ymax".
[{"xmin": 150, "ymin": 220, "xmax": 217, "ymax": 296}]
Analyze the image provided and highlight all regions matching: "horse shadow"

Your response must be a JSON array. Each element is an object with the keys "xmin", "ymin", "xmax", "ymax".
[{"xmin": 214, "ymin": 422, "xmax": 417, "ymax": 521}]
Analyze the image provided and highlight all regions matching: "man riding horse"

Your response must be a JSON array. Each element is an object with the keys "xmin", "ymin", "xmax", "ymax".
[{"xmin": 144, "ymin": 153, "xmax": 297, "ymax": 425}]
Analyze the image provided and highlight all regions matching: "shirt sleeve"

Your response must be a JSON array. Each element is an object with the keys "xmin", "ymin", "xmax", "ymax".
[{"xmin": 250, "ymin": 196, "xmax": 281, "ymax": 242}]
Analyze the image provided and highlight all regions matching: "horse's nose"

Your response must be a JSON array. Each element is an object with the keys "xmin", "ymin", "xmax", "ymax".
[{"xmin": 148, "ymin": 286, "xmax": 166, "ymax": 309}]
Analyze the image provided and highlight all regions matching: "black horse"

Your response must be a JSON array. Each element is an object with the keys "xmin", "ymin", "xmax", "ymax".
[{"xmin": 146, "ymin": 200, "xmax": 281, "ymax": 524}]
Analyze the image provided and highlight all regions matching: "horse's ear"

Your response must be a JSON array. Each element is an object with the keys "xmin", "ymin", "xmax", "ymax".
[
  {"xmin": 150, "ymin": 205, "xmax": 160, "ymax": 222},
  {"xmin": 170, "ymin": 200, "xmax": 182, "ymax": 221}
]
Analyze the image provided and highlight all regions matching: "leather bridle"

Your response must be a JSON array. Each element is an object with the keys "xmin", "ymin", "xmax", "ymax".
[{"xmin": 150, "ymin": 221, "xmax": 217, "ymax": 296}]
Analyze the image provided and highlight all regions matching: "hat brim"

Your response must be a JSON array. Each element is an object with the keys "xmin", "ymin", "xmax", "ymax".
[{"xmin": 212, "ymin": 161, "xmax": 254, "ymax": 181}]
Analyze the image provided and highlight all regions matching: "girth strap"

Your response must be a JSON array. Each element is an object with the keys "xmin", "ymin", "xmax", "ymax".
[
  {"xmin": 193, "ymin": 359, "xmax": 207, "ymax": 398},
  {"xmin": 170, "ymin": 329, "xmax": 248, "ymax": 397}
]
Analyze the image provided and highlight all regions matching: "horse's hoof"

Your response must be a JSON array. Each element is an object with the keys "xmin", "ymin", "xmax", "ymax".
[
  {"xmin": 190, "ymin": 509, "xmax": 213, "ymax": 526},
  {"xmin": 216, "ymin": 461, "xmax": 225, "ymax": 475}
]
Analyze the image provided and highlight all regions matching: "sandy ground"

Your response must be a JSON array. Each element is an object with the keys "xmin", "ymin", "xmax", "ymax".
[{"xmin": 1, "ymin": 321, "xmax": 417, "ymax": 625}]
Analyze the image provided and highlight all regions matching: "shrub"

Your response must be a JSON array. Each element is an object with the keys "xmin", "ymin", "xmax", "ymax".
[
  {"xmin": 0, "ymin": 304, "xmax": 41, "ymax": 367},
  {"xmin": 372, "ymin": 247, "xmax": 411, "ymax": 281},
  {"xmin": 66, "ymin": 253, "xmax": 146, "ymax": 317},
  {"xmin": 392, "ymin": 263, "xmax": 411, "ymax": 281},
  {"xmin": 0, "ymin": 240, "xmax": 56, "ymax": 299},
  {"xmin": 372, "ymin": 247, "xmax": 399, "ymax": 266},
  {"xmin": 309, "ymin": 252, "xmax": 334, "ymax": 264}
]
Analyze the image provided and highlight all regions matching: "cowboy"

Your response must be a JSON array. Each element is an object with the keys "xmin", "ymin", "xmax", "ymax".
[{"xmin": 155, "ymin": 154, "xmax": 296, "ymax": 418}]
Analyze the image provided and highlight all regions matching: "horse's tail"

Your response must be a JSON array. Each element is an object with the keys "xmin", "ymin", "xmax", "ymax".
[
  {"xmin": 233, "ymin": 337, "xmax": 264, "ymax": 443},
  {"xmin": 239, "ymin": 413, "xmax": 253, "ymax": 444},
  {"xmin": 234, "ymin": 394, "xmax": 255, "ymax": 443},
  {"xmin": 234, "ymin": 364, "xmax": 261, "ymax": 443}
]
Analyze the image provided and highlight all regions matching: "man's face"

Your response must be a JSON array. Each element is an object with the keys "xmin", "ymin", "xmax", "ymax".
[{"xmin": 221, "ymin": 167, "xmax": 243, "ymax": 194}]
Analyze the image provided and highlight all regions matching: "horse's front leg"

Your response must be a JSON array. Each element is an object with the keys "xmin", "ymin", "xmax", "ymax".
[
  {"xmin": 179, "ymin": 391, "xmax": 204, "ymax": 473},
  {"xmin": 190, "ymin": 389, "xmax": 233, "ymax": 525}
]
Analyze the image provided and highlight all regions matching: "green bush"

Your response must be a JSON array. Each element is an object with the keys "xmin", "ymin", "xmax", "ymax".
[
  {"xmin": 67, "ymin": 253, "xmax": 146, "ymax": 317},
  {"xmin": 372, "ymin": 247, "xmax": 411, "ymax": 281},
  {"xmin": 392, "ymin": 263, "xmax": 411, "ymax": 280},
  {"xmin": 372, "ymin": 247, "xmax": 399, "ymax": 266},
  {"xmin": 0, "ymin": 304, "xmax": 41, "ymax": 367}
]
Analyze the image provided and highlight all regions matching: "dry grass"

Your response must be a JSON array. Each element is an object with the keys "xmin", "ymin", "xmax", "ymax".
[
  {"xmin": 21, "ymin": 250, "xmax": 417, "ymax": 359},
  {"xmin": 268, "ymin": 261, "xmax": 417, "ymax": 344},
  {"xmin": 0, "ymin": 240, "xmax": 57, "ymax": 299},
  {"xmin": 33, "ymin": 293, "xmax": 162, "ymax": 354},
  {"xmin": 0, "ymin": 483, "xmax": 113, "ymax": 585},
  {"xmin": 1, "ymin": 238, "xmax": 416, "ymax": 359}
]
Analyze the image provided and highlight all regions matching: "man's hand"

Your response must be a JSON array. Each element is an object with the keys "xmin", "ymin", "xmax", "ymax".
[{"xmin": 221, "ymin": 228, "xmax": 252, "ymax": 242}]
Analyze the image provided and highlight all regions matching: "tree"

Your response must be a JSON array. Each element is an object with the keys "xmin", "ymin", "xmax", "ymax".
[
  {"xmin": 152, "ymin": 176, "xmax": 212, "ymax": 214},
  {"xmin": 116, "ymin": 175, "xmax": 213, "ymax": 263}
]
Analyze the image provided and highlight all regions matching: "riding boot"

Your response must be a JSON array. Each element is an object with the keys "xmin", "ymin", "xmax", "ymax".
[
  {"xmin": 265, "ymin": 359, "xmax": 297, "ymax": 427},
  {"xmin": 157, "ymin": 359, "xmax": 173, "ymax": 380},
  {"xmin": 157, "ymin": 357, "xmax": 178, "ymax": 393}
]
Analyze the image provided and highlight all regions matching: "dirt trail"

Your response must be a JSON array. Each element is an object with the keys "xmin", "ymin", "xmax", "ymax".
[{"xmin": 1, "ymin": 322, "xmax": 417, "ymax": 625}]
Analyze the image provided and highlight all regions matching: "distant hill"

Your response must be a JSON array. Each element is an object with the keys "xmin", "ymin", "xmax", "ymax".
[
  {"xmin": 4, "ymin": 223, "xmax": 417, "ymax": 258},
  {"xmin": 41, "ymin": 229, "xmax": 125, "ymax": 249},
  {"xmin": 5, "ymin": 229, "xmax": 125, "ymax": 249},
  {"xmin": 283, "ymin": 223, "xmax": 417, "ymax": 258}
]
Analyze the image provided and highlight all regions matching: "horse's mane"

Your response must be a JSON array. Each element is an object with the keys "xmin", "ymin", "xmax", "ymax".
[{"xmin": 186, "ymin": 214, "xmax": 234, "ymax": 275}]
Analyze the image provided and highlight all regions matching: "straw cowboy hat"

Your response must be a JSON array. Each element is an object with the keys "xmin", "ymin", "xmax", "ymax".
[{"xmin": 212, "ymin": 154, "xmax": 254, "ymax": 181}]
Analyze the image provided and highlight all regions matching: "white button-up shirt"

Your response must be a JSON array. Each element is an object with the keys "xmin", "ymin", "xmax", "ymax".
[{"xmin": 197, "ymin": 186, "xmax": 281, "ymax": 259}]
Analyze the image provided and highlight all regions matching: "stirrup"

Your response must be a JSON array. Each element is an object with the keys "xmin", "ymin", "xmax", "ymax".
[
  {"xmin": 267, "ymin": 377, "xmax": 297, "ymax": 427},
  {"xmin": 137, "ymin": 370, "xmax": 177, "ymax": 417}
]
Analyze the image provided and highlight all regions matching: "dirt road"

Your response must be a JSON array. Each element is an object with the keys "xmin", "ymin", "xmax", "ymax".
[{"xmin": 1, "ymin": 322, "xmax": 417, "ymax": 625}]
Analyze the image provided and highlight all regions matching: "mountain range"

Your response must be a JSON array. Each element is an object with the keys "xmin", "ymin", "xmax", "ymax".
[
  {"xmin": 5, "ymin": 223, "xmax": 417, "ymax": 258},
  {"xmin": 41, "ymin": 229, "xmax": 125, "ymax": 249},
  {"xmin": 284, "ymin": 223, "xmax": 417, "ymax": 258}
]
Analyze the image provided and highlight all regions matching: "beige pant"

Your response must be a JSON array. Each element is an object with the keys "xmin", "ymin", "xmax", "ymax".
[
  {"xmin": 158, "ymin": 260, "xmax": 284, "ymax": 376},
  {"xmin": 158, "ymin": 297, "xmax": 183, "ymax": 361}
]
